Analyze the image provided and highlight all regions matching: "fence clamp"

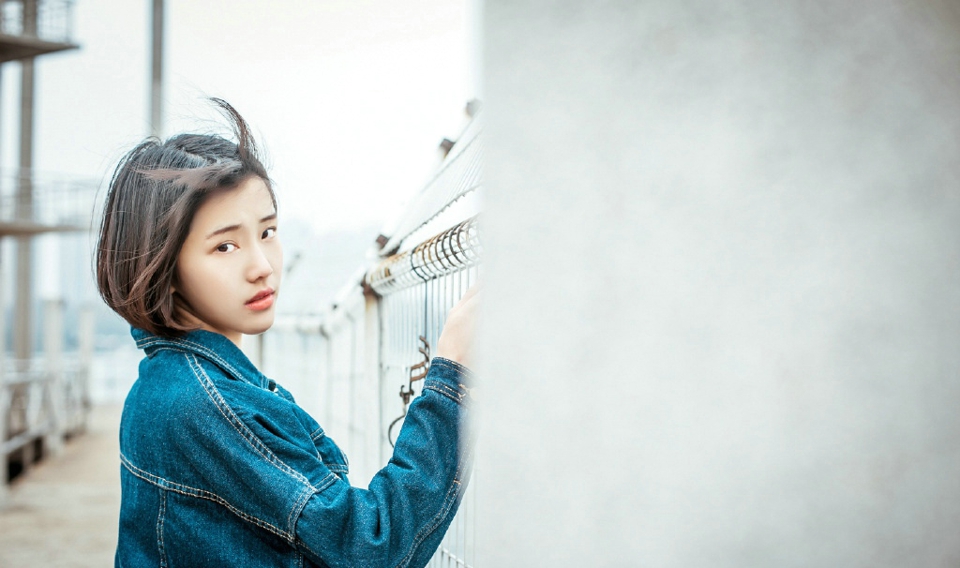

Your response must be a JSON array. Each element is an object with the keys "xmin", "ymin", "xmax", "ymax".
[{"xmin": 389, "ymin": 336, "xmax": 431, "ymax": 446}]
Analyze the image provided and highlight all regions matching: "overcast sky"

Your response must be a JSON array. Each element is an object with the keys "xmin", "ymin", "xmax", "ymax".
[{"xmin": 3, "ymin": 0, "xmax": 479, "ymax": 234}]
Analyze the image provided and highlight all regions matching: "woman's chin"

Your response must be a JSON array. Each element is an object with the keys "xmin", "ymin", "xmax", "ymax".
[{"xmin": 247, "ymin": 317, "xmax": 276, "ymax": 336}]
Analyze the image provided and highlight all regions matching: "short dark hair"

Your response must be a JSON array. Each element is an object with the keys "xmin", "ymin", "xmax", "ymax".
[{"xmin": 96, "ymin": 99, "xmax": 276, "ymax": 337}]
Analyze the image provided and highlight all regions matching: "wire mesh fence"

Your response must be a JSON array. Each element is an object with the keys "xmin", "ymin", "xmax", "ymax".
[
  {"xmin": 262, "ymin": 108, "xmax": 482, "ymax": 566},
  {"xmin": 378, "ymin": 264, "xmax": 480, "ymax": 568}
]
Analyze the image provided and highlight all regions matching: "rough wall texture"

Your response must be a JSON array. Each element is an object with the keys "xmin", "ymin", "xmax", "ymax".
[{"xmin": 478, "ymin": 1, "xmax": 960, "ymax": 565}]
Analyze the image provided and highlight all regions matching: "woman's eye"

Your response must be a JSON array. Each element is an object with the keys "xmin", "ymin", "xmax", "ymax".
[
  {"xmin": 262, "ymin": 227, "xmax": 277, "ymax": 239},
  {"xmin": 216, "ymin": 243, "xmax": 237, "ymax": 253}
]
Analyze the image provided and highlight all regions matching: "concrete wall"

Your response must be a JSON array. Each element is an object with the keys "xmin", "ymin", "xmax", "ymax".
[{"xmin": 478, "ymin": 1, "xmax": 960, "ymax": 565}]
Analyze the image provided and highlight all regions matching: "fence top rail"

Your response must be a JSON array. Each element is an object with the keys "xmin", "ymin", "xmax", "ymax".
[
  {"xmin": 0, "ymin": 169, "xmax": 100, "ymax": 226},
  {"xmin": 379, "ymin": 110, "xmax": 482, "ymax": 255},
  {"xmin": 365, "ymin": 215, "xmax": 481, "ymax": 296}
]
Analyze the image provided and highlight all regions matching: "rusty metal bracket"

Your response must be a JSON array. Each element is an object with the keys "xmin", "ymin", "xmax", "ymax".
[{"xmin": 388, "ymin": 336, "xmax": 431, "ymax": 447}]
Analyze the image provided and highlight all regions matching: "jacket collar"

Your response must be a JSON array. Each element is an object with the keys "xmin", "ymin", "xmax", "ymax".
[{"xmin": 131, "ymin": 327, "xmax": 267, "ymax": 389}]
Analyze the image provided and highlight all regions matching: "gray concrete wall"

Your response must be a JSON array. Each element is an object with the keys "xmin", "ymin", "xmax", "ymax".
[{"xmin": 477, "ymin": 1, "xmax": 960, "ymax": 566}]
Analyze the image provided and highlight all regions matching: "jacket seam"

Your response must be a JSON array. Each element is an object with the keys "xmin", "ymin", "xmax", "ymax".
[
  {"xmin": 295, "ymin": 409, "xmax": 472, "ymax": 568},
  {"xmin": 395, "ymin": 422, "xmax": 474, "ymax": 568},
  {"xmin": 430, "ymin": 357, "xmax": 475, "ymax": 380},
  {"xmin": 423, "ymin": 381, "xmax": 466, "ymax": 405},
  {"xmin": 187, "ymin": 353, "xmax": 312, "ymax": 484},
  {"xmin": 121, "ymin": 452, "xmax": 310, "ymax": 542},
  {"xmin": 157, "ymin": 488, "xmax": 168, "ymax": 568},
  {"xmin": 140, "ymin": 337, "xmax": 251, "ymax": 385},
  {"xmin": 185, "ymin": 353, "xmax": 328, "ymax": 538}
]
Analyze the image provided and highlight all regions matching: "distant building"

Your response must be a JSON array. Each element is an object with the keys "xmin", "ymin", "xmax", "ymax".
[
  {"xmin": 0, "ymin": 1, "xmax": 90, "ymax": 494},
  {"xmin": 0, "ymin": 0, "xmax": 81, "ymax": 361}
]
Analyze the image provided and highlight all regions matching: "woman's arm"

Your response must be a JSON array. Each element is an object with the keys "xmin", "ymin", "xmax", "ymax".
[
  {"xmin": 294, "ymin": 357, "xmax": 475, "ymax": 567},
  {"xmin": 295, "ymin": 286, "xmax": 480, "ymax": 568}
]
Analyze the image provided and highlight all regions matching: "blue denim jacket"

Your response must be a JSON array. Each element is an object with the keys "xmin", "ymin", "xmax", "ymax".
[{"xmin": 116, "ymin": 329, "xmax": 475, "ymax": 568}]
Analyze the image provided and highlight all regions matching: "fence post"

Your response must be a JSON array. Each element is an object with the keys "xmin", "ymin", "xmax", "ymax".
[
  {"xmin": 78, "ymin": 305, "xmax": 94, "ymax": 432},
  {"xmin": 42, "ymin": 298, "xmax": 64, "ymax": 457},
  {"xmin": 362, "ymin": 286, "xmax": 382, "ymax": 474},
  {"xmin": 0, "ymin": 247, "xmax": 6, "ymax": 506},
  {"xmin": 0, "ymin": 375, "xmax": 8, "ymax": 508},
  {"xmin": 363, "ymin": 283, "xmax": 389, "ymax": 463}
]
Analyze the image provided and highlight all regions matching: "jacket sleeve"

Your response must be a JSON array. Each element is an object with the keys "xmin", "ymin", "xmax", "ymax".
[{"xmin": 294, "ymin": 357, "xmax": 476, "ymax": 568}]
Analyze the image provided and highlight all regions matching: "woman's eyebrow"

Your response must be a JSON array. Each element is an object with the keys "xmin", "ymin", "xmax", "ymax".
[
  {"xmin": 205, "ymin": 212, "xmax": 276, "ymax": 239},
  {"xmin": 206, "ymin": 224, "xmax": 241, "ymax": 239}
]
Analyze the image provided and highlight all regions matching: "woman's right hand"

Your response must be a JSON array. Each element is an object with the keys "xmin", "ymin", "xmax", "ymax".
[{"xmin": 435, "ymin": 284, "xmax": 480, "ymax": 369}]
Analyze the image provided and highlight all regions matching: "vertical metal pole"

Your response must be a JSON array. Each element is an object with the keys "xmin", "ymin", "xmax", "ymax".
[
  {"xmin": 362, "ymin": 286, "xmax": 381, "ymax": 478},
  {"xmin": 0, "ymin": 243, "xmax": 6, "ymax": 506},
  {"xmin": 150, "ymin": 0, "xmax": 164, "ymax": 138},
  {"xmin": 0, "ymin": 231, "xmax": 6, "ymax": 508},
  {"xmin": 42, "ymin": 299, "xmax": 63, "ymax": 457},
  {"xmin": 14, "ymin": 0, "xmax": 38, "ymax": 367},
  {"xmin": 0, "ymin": 384, "xmax": 8, "ymax": 508},
  {"xmin": 78, "ymin": 306, "xmax": 94, "ymax": 432}
]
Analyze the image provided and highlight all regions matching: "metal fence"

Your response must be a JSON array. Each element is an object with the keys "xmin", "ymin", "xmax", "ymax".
[
  {"xmin": 374, "ymin": 260, "xmax": 480, "ymax": 568},
  {"xmin": 1, "ymin": 301, "xmax": 93, "ymax": 503},
  {"xmin": 0, "ymin": 170, "xmax": 99, "ymax": 228},
  {"xmin": 262, "ymin": 109, "xmax": 482, "ymax": 566}
]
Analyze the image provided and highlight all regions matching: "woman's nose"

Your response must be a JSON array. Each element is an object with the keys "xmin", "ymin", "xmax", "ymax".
[{"xmin": 247, "ymin": 244, "xmax": 275, "ymax": 281}]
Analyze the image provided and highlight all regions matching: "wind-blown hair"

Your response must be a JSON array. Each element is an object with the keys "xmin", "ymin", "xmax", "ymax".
[{"xmin": 96, "ymin": 99, "xmax": 275, "ymax": 337}]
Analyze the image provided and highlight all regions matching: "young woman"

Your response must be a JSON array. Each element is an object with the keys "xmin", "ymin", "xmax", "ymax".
[{"xmin": 97, "ymin": 100, "xmax": 478, "ymax": 567}]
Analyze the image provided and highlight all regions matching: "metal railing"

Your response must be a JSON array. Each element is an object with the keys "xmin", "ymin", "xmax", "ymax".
[
  {"xmin": 0, "ymin": 359, "xmax": 89, "ymax": 454},
  {"xmin": 0, "ymin": 302, "xmax": 93, "ymax": 504},
  {"xmin": 263, "ymin": 109, "xmax": 482, "ymax": 566},
  {"xmin": 0, "ymin": 170, "xmax": 99, "ymax": 228},
  {"xmin": 376, "ymin": 262, "xmax": 480, "ymax": 568},
  {"xmin": 0, "ymin": 0, "xmax": 75, "ymax": 43}
]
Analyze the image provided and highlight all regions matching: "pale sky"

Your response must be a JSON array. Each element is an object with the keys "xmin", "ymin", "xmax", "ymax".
[{"xmin": 3, "ymin": 0, "xmax": 479, "ymax": 234}]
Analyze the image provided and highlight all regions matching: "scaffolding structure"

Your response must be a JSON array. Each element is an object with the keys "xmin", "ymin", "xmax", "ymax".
[{"xmin": 0, "ymin": 0, "xmax": 86, "ymax": 506}]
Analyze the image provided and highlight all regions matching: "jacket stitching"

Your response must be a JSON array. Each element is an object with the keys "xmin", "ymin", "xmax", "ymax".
[
  {"xmin": 423, "ymin": 382, "xmax": 464, "ymax": 404},
  {"xmin": 132, "ymin": 334, "xmax": 473, "ymax": 565},
  {"xmin": 142, "ymin": 337, "xmax": 251, "ymax": 385},
  {"xmin": 121, "ymin": 453, "xmax": 301, "ymax": 541},
  {"xmin": 296, "ymin": 393, "xmax": 473, "ymax": 568},
  {"xmin": 395, "ymin": 453, "xmax": 468, "ymax": 568},
  {"xmin": 430, "ymin": 357, "xmax": 475, "ymax": 380},
  {"xmin": 157, "ymin": 488, "xmax": 168, "ymax": 568},
  {"xmin": 137, "ymin": 335, "xmax": 267, "ymax": 390},
  {"xmin": 187, "ymin": 353, "xmax": 312, "ymax": 485},
  {"xmin": 310, "ymin": 430, "xmax": 350, "ymax": 474},
  {"xmin": 186, "ymin": 353, "xmax": 332, "ymax": 538},
  {"xmin": 395, "ymin": 397, "xmax": 476, "ymax": 568}
]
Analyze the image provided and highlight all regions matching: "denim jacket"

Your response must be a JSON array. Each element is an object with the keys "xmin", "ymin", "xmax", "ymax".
[{"xmin": 116, "ymin": 329, "xmax": 475, "ymax": 568}]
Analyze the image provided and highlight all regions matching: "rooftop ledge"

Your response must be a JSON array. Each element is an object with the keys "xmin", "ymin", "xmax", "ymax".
[{"xmin": 0, "ymin": 32, "xmax": 78, "ymax": 62}]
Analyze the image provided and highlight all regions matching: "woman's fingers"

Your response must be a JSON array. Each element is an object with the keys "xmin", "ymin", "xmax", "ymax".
[{"xmin": 435, "ymin": 283, "xmax": 481, "ymax": 368}]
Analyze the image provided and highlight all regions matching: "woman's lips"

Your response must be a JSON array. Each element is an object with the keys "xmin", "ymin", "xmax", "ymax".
[{"xmin": 246, "ymin": 289, "xmax": 275, "ymax": 311}]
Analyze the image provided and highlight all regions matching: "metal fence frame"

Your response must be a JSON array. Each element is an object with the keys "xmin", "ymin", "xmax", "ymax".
[
  {"xmin": 263, "ymin": 110, "xmax": 482, "ymax": 566},
  {"xmin": 0, "ymin": 301, "xmax": 93, "ymax": 506}
]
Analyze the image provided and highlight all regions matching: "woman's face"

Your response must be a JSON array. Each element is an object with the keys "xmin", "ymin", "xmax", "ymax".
[{"xmin": 173, "ymin": 176, "xmax": 282, "ymax": 346}]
